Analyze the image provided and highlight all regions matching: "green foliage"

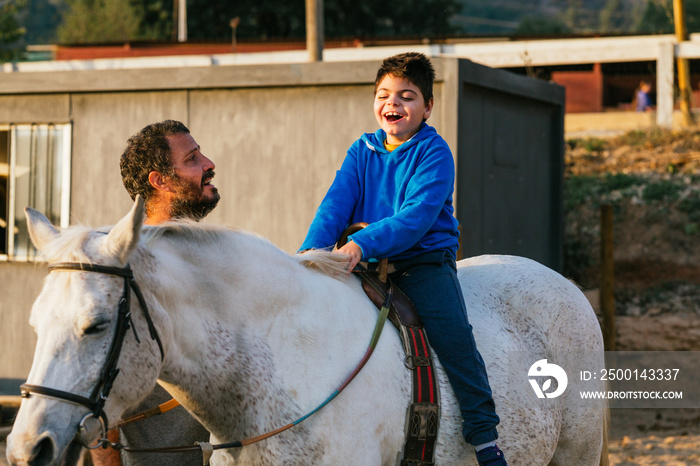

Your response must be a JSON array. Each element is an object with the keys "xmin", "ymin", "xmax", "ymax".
[
  {"xmin": 678, "ymin": 191, "xmax": 700, "ymax": 221},
  {"xmin": 634, "ymin": 0, "xmax": 700, "ymax": 35},
  {"xmin": 183, "ymin": 0, "xmax": 460, "ymax": 42},
  {"xmin": 612, "ymin": 127, "xmax": 678, "ymax": 148},
  {"xmin": 563, "ymin": 237, "xmax": 595, "ymax": 285},
  {"xmin": 599, "ymin": 0, "xmax": 629, "ymax": 33},
  {"xmin": 515, "ymin": 15, "xmax": 571, "ymax": 36},
  {"xmin": 642, "ymin": 180, "xmax": 683, "ymax": 202},
  {"xmin": 685, "ymin": 222, "xmax": 699, "ymax": 235},
  {"xmin": 16, "ymin": 0, "xmax": 64, "ymax": 44},
  {"xmin": 567, "ymin": 136, "xmax": 608, "ymax": 153},
  {"xmin": 564, "ymin": 172, "xmax": 645, "ymax": 212},
  {"xmin": 0, "ymin": 0, "xmax": 27, "ymax": 62},
  {"xmin": 57, "ymin": 0, "xmax": 142, "ymax": 43}
]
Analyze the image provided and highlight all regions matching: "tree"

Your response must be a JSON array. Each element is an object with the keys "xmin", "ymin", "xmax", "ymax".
[
  {"xmin": 184, "ymin": 0, "xmax": 460, "ymax": 41},
  {"xmin": 600, "ymin": 0, "xmax": 628, "ymax": 32},
  {"xmin": 0, "ymin": 0, "xmax": 27, "ymax": 62},
  {"xmin": 634, "ymin": 0, "xmax": 674, "ymax": 34},
  {"xmin": 16, "ymin": 0, "xmax": 64, "ymax": 44},
  {"xmin": 515, "ymin": 15, "xmax": 571, "ymax": 36},
  {"xmin": 57, "ymin": 0, "xmax": 144, "ymax": 43}
]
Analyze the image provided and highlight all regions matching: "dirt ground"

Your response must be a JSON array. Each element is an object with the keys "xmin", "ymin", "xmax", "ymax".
[{"xmin": 570, "ymin": 128, "xmax": 700, "ymax": 465}]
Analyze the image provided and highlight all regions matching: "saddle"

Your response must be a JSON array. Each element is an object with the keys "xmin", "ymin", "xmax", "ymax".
[{"xmin": 339, "ymin": 224, "xmax": 440, "ymax": 466}]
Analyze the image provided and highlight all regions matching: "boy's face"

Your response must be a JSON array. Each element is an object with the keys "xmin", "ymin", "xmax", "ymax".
[{"xmin": 374, "ymin": 74, "xmax": 433, "ymax": 145}]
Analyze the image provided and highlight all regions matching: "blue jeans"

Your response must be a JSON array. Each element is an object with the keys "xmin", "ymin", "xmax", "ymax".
[{"xmin": 388, "ymin": 251, "xmax": 500, "ymax": 446}]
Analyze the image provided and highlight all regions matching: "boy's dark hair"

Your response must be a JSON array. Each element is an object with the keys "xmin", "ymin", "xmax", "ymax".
[
  {"xmin": 120, "ymin": 120, "xmax": 190, "ymax": 203},
  {"xmin": 374, "ymin": 52, "xmax": 435, "ymax": 105}
]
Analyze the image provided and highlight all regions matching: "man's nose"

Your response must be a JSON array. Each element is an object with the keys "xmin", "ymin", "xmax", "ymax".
[{"xmin": 202, "ymin": 155, "xmax": 215, "ymax": 171}]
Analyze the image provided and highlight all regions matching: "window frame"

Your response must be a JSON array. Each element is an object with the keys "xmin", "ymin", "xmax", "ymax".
[{"xmin": 1, "ymin": 123, "xmax": 72, "ymax": 262}]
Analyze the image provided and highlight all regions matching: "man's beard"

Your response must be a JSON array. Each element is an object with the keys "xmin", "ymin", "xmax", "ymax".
[{"xmin": 169, "ymin": 170, "xmax": 221, "ymax": 221}]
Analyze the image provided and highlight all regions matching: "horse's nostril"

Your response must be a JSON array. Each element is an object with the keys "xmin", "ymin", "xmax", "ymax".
[{"xmin": 28, "ymin": 435, "xmax": 55, "ymax": 466}]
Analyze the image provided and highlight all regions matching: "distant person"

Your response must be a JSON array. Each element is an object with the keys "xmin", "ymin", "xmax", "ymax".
[{"xmin": 635, "ymin": 80, "xmax": 652, "ymax": 112}]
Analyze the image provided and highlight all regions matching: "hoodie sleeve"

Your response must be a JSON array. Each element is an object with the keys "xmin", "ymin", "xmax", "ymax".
[
  {"xmin": 299, "ymin": 142, "xmax": 362, "ymax": 252},
  {"xmin": 348, "ymin": 138, "xmax": 454, "ymax": 260}
]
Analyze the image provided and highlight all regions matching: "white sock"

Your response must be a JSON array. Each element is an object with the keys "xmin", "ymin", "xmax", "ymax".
[{"xmin": 474, "ymin": 440, "xmax": 497, "ymax": 452}]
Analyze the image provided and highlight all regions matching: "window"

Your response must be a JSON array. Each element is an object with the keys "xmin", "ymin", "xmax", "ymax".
[{"xmin": 0, "ymin": 124, "xmax": 71, "ymax": 261}]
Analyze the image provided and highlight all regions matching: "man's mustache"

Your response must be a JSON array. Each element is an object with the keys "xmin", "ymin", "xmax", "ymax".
[{"xmin": 202, "ymin": 169, "xmax": 215, "ymax": 186}]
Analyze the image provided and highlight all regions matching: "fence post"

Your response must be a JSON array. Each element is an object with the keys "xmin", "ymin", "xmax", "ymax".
[{"xmin": 600, "ymin": 204, "xmax": 615, "ymax": 351}]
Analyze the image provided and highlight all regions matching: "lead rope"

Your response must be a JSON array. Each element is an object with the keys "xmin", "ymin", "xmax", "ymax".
[
  {"xmin": 115, "ymin": 398, "xmax": 181, "ymax": 427},
  {"xmin": 101, "ymin": 287, "xmax": 394, "ymax": 464}
]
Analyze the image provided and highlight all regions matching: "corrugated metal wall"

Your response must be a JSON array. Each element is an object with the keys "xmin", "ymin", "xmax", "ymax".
[{"xmin": 456, "ymin": 60, "xmax": 565, "ymax": 272}]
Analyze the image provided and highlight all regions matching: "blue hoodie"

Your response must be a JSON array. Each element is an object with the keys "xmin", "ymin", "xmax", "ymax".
[{"xmin": 300, "ymin": 123, "xmax": 459, "ymax": 262}]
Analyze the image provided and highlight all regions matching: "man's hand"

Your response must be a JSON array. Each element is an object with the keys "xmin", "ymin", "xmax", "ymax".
[{"xmin": 334, "ymin": 241, "xmax": 362, "ymax": 274}]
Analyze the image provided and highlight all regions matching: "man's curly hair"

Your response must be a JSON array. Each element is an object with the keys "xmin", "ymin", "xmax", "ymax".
[
  {"xmin": 374, "ymin": 52, "xmax": 435, "ymax": 105},
  {"xmin": 120, "ymin": 120, "xmax": 190, "ymax": 203}
]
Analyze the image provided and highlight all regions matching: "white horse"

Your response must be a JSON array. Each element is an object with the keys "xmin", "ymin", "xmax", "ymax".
[{"xmin": 7, "ymin": 198, "xmax": 608, "ymax": 466}]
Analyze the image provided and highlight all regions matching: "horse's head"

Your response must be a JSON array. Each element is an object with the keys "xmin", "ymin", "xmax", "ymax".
[{"xmin": 7, "ymin": 197, "xmax": 165, "ymax": 466}]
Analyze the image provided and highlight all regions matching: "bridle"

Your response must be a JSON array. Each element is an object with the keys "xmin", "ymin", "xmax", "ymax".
[
  {"xmin": 20, "ymin": 262, "xmax": 164, "ymax": 447},
  {"xmin": 18, "ymin": 259, "xmax": 393, "ymax": 462}
]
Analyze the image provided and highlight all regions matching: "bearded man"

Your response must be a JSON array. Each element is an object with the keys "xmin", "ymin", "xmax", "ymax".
[{"xmin": 92, "ymin": 119, "xmax": 219, "ymax": 465}]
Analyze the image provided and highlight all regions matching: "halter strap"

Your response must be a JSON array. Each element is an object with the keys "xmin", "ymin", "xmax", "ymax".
[
  {"xmin": 21, "ymin": 261, "xmax": 164, "ymax": 434},
  {"xmin": 48, "ymin": 262, "xmax": 164, "ymax": 360}
]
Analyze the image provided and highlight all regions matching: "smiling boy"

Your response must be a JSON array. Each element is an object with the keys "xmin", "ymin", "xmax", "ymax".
[{"xmin": 300, "ymin": 53, "xmax": 507, "ymax": 465}]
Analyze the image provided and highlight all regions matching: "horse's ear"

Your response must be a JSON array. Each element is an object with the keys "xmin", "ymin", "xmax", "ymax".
[
  {"xmin": 101, "ymin": 196, "xmax": 145, "ymax": 265},
  {"xmin": 25, "ymin": 207, "xmax": 59, "ymax": 252}
]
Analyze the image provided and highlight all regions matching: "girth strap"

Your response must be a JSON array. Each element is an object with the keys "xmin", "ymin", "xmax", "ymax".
[{"xmin": 353, "ymin": 267, "xmax": 441, "ymax": 466}]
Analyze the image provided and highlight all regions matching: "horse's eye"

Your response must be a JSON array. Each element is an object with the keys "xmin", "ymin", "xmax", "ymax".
[{"xmin": 84, "ymin": 321, "xmax": 110, "ymax": 335}]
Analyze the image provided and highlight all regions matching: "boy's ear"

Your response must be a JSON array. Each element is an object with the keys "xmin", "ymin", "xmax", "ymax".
[
  {"xmin": 148, "ymin": 170, "xmax": 175, "ymax": 193},
  {"xmin": 424, "ymin": 97, "xmax": 434, "ymax": 120}
]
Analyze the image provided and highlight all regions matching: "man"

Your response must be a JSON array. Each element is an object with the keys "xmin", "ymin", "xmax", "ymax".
[
  {"xmin": 120, "ymin": 119, "xmax": 220, "ymax": 224},
  {"xmin": 92, "ymin": 120, "xmax": 219, "ymax": 466}
]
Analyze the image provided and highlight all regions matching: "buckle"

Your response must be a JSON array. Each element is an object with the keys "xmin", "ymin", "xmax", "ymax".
[{"xmin": 404, "ymin": 355, "xmax": 431, "ymax": 370}]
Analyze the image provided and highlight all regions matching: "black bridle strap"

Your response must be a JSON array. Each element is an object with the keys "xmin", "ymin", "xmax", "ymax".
[
  {"xmin": 21, "ymin": 262, "xmax": 164, "ymax": 430},
  {"xmin": 48, "ymin": 262, "xmax": 164, "ymax": 361},
  {"xmin": 20, "ymin": 384, "xmax": 94, "ymax": 409}
]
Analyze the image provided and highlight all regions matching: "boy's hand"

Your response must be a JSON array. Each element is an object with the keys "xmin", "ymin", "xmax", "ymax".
[{"xmin": 335, "ymin": 241, "xmax": 362, "ymax": 274}]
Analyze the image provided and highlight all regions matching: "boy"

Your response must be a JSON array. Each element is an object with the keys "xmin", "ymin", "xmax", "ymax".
[{"xmin": 299, "ymin": 53, "xmax": 507, "ymax": 465}]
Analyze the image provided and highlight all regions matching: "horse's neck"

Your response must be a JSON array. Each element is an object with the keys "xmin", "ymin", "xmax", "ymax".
[{"xmin": 141, "ymin": 236, "xmax": 368, "ymax": 440}]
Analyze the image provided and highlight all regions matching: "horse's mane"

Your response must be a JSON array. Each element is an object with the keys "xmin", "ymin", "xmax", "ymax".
[
  {"xmin": 39, "ymin": 225, "xmax": 95, "ymax": 263},
  {"xmin": 295, "ymin": 248, "xmax": 350, "ymax": 277},
  {"xmin": 38, "ymin": 220, "xmax": 348, "ymax": 280},
  {"xmin": 142, "ymin": 220, "xmax": 350, "ymax": 279}
]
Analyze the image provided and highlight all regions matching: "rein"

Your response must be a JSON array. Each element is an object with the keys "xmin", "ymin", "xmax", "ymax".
[
  {"xmin": 20, "ymin": 262, "xmax": 164, "ymax": 447},
  {"xmin": 106, "ymin": 285, "xmax": 394, "ymax": 463}
]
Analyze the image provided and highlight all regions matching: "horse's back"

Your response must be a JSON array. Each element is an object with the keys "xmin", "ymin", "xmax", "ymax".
[{"xmin": 456, "ymin": 255, "xmax": 605, "ymax": 465}]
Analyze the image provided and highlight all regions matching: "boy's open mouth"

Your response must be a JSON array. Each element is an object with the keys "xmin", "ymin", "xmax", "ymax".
[{"xmin": 384, "ymin": 112, "xmax": 404, "ymax": 122}]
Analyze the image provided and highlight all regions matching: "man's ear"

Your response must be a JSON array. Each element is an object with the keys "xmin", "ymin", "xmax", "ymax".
[
  {"xmin": 423, "ymin": 97, "xmax": 434, "ymax": 120},
  {"xmin": 148, "ymin": 171, "xmax": 175, "ymax": 193}
]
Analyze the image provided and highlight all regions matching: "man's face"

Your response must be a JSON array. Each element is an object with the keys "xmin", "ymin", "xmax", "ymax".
[{"xmin": 166, "ymin": 133, "xmax": 220, "ymax": 220}]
